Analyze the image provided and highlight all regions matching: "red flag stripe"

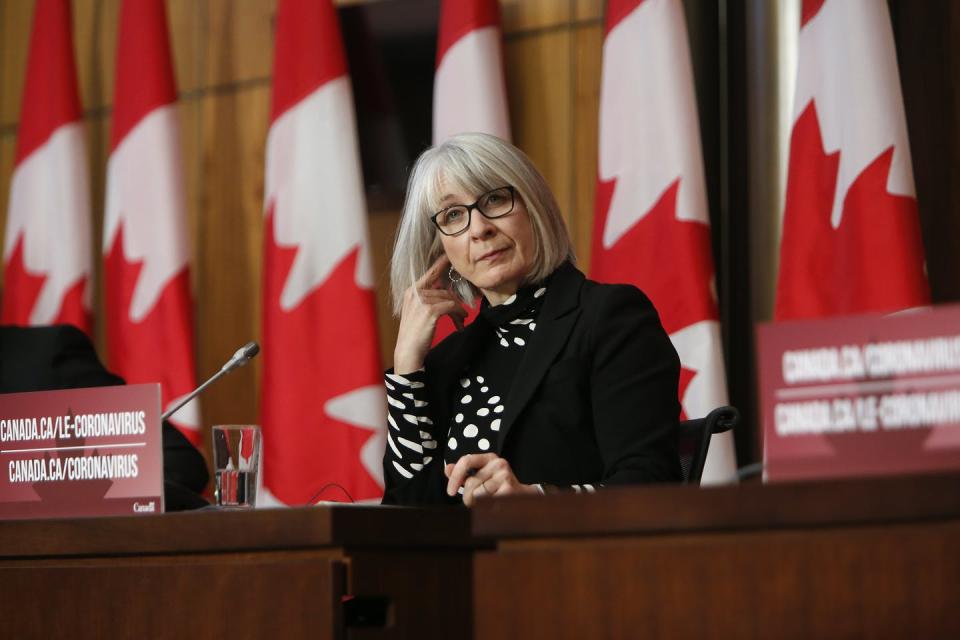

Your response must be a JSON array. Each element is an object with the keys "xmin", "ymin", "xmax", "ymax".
[
  {"xmin": 436, "ymin": 0, "xmax": 500, "ymax": 65},
  {"xmin": 262, "ymin": 0, "xmax": 383, "ymax": 503},
  {"xmin": 801, "ymin": 0, "xmax": 827, "ymax": 27},
  {"xmin": 605, "ymin": 0, "xmax": 647, "ymax": 35},
  {"xmin": 14, "ymin": 0, "xmax": 82, "ymax": 165},
  {"xmin": 105, "ymin": 0, "xmax": 200, "ymax": 443},
  {"xmin": 775, "ymin": 0, "xmax": 929, "ymax": 320},
  {"xmin": 270, "ymin": 0, "xmax": 349, "ymax": 124},
  {"xmin": 110, "ymin": 0, "xmax": 177, "ymax": 150}
]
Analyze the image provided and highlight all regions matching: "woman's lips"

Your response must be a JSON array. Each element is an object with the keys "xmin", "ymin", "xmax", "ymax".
[{"xmin": 478, "ymin": 248, "xmax": 508, "ymax": 263}]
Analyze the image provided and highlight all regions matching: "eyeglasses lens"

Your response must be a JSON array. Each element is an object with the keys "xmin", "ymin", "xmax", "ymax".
[{"xmin": 437, "ymin": 187, "xmax": 513, "ymax": 235}]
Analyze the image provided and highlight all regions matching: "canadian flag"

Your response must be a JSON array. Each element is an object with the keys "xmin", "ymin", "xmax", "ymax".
[
  {"xmin": 2, "ymin": 0, "xmax": 92, "ymax": 333},
  {"xmin": 432, "ymin": 0, "xmax": 510, "ymax": 342},
  {"xmin": 260, "ymin": 0, "xmax": 384, "ymax": 505},
  {"xmin": 775, "ymin": 0, "xmax": 930, "ymax": 319},
  {"xmin": 103, "ymin": 0, "xmax": 200, "ymax": 444},
  {"xmin": 433, "ymin": 0, "xmax": 510, "ymax": 144},
  {"xmin": 590, "ymin": 0, "xmax": 736, "ymax": 484}
]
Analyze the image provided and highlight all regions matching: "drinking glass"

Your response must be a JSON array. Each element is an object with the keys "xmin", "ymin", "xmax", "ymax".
[{"xmin": 211, "ymin": 425, "xmax": 261, "ymax": 508}]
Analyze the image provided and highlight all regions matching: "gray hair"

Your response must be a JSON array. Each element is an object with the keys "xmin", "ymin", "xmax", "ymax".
[{"xmin": 390, "ymin": 133, "xmax": 575, "ymax": 314}]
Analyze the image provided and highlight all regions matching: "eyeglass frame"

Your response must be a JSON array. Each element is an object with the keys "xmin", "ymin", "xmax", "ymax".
[{"xmin": 429, "ymin": 186, "xmax": 517, "ymax": 237}]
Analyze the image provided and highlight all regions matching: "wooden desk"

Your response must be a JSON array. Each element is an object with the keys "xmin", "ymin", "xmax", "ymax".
[
  {"xmin": 471, "ymin": 473, "xmax": 960, "ymax": 639},
  {"xmin": 0, "ymin": 505, "xmax": 479, "ymax": 640},
  {"xmin": 5, "ymin": 474, "xmax": 959, "ymax": 639}
]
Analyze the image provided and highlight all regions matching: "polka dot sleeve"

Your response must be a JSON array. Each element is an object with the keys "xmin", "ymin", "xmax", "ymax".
[{"xmin": 383, "ymin": 369, "xmax": 438, "ymax": 482}]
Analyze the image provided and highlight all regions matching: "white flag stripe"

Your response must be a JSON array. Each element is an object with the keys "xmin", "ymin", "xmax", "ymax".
[
  {"xmin": 599, "ymin": 0, "xmax": 709, "ymax": 252},
  {"xmin": 326, "ymin": 385, "xmax": 387, "ymax": 490},
  {"xmin": 264, "ymin": 77, "xmax": 375, "ymax": 308},
  {"xmin": 103, "ymin": 106, "xmax": 190, "ymax": 321},
  {"xmin": 434, "ymin": 26, "xmax": 511, "ymax": 144},
  {"xmin": 5, "ymin": 123, "xmax": 92, "ymax": 322},
  {"xmin": 794, "ymin": 0, "xmax": 915, "ymax": 229}
]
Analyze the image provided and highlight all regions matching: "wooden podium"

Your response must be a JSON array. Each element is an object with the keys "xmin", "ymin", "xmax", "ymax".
[
  {"xmin": 2, "ymin": 474, "xmax": 959, "ymax": 639},
  {"xmin": 471, "ymin": 472, "xmax": 960, "ymax": 639},
  {"xmin": 0, "ymin": 505, "xmax": 479, "ymax": 640}
]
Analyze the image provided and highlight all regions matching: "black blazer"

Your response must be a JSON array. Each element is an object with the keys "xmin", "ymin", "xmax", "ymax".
[
  {"xmin": 382, "ymin": 262, "xmax": 682, "ymax": 505},
  {"xmin": 0, "ymin": 324, "xmax": 209, "ymax": 508}
]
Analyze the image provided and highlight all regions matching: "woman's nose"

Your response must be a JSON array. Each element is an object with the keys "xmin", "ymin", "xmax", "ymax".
[{"xmin": 468, "ymin": 209, "xmax": 497, "ymax": 239}]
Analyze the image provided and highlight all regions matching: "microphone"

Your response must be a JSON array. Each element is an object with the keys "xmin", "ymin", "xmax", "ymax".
[
  {"xmin": 221, "ymin": 341, "xmax": 260, "ymax": 374},
  {"xmin": 161, "ymin": 341, "xmax": 260, "ymax": 422}
]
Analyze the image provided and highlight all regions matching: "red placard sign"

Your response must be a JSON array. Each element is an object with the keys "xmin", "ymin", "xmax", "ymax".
[
  {"xmin": 758, "ymin": 305, "xmax": 960, "ymax": 482},
  {"xmin": 0, "ymin": 383, "xmax": 164, "ymax": 520}
]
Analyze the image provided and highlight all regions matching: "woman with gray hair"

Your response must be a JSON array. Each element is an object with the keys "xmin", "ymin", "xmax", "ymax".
[{"xmin": 383, "ymin": 133, "xmax": 681, "ymax": 506}]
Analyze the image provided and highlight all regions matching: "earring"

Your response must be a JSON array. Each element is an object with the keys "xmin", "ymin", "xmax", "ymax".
[{"xmin": 448, "ymin": 266, "xmax": 463, "ymax": 283}]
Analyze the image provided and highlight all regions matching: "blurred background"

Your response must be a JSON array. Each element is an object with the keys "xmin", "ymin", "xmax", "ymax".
[{"xmin": 1, "ymin": 0, "xmax": 959, "ymax": 469}]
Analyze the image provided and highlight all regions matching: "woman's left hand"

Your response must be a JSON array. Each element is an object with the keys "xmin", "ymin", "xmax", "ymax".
[{"xmin": 445, "ymin": 454, "xmax": 540, "ymax": 507}]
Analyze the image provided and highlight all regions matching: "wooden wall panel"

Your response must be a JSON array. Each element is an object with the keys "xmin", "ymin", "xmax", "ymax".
[
  {"xmin": 72, "ymin": 0, "xmax": 118, "ymax": 112},
  {"xmin": 571, "ymin": 22, "xmax": 603, "ymax": 268},
  {"xmin": 575, "ymin": 0, "xmax": 604, "ymax": 22},
  {"xmin": 166, "ymin": 0, "xmax": 203, "ymax": 94},
  {"xmin": 195, "ymin": 86, "xmax": 270, "ymax": 427},
  {"xmin": 202, "ymin": 0, "xmax": 276, "ymax": 87},
  {"xmin": 501, "ymin": 0, "xmax": 572, "ymax": 31},
  {"xmin": 0, "ymin": 0, "xmax": 32, "ymax": 125},
  {"xmin": 504, "ymin": 30, "xmax": 575, "ymax": 232},
  {"xmin": 368, "ymin": 208, "xmax": 403, "ymax": 366},
  {"xmin": 0, "ymin": 136, "xmax": 12, "ymax": 241}
]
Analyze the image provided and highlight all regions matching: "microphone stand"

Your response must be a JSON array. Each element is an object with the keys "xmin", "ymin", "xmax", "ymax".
[{"xmin": 161, "ymin": 342, "xmax": 260, "ymax": 422}]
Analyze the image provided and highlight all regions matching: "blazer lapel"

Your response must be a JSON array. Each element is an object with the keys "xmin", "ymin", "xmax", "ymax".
[{"xmin": 496, "ymin": 263, "xmax": 584, "ymax": 451}]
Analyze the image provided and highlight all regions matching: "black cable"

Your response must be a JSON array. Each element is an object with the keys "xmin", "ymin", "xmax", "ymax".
[{"xmin": 308, "ymin": 483, "xmax": 355, "ymax": 504}]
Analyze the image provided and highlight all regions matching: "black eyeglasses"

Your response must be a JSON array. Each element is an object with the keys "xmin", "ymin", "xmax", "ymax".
[{"xmin": 430, "ymin": 186, "xmax": 516, "ymax": 236}]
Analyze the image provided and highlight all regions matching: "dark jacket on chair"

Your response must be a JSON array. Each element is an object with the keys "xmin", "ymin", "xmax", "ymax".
[{"xmin": 0, "ymin": 324, "xmax": 209, "ymax": 509}]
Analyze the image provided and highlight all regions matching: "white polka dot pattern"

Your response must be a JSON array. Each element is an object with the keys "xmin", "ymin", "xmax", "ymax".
[
  {"xmin": 439, "ymin": 287, "xmax": 549, "ymax": 467},
  {"xmin": 491, "ymin": 289, "xmax": 543, "ymax": 350}
]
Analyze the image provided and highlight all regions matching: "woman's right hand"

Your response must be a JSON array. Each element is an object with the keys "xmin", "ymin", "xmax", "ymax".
[{"xmin": 393, "ymin": 255, "xmax": 467, "ymax": 374}]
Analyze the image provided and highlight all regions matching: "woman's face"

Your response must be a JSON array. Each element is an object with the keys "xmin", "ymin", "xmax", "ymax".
[{"xmin": 435, "ymin": 180, "xmax": 536, "ymax": 306}]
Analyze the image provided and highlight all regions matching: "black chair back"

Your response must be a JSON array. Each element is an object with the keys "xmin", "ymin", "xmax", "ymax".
[{"xmin": 677, "ymin": 406, "xmax": 739, "ymax": 484}]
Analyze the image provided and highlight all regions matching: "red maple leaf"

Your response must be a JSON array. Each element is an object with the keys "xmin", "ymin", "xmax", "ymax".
[
  {"xmin": 53, "ymin": 277, "xmax": 91, "ymax": 332},
  {"xmin": 591, "ymin": 177, "xmax": 718, "ymax": 335},
  {"xmin": 801, "ymin": 0, "xmax": 827, "ymax": 27},
  {"xmin": 1, "ymin": 235, "xmax": 46, "ymax": 325},
  {"xmin": 1, "ymin": 234, "xmax": 90, "ymax": 332},
  {"xmin": 775, "ymin": 102, "xmax": 929, "ymax": 320},
  {"xmin": 104, "ymin": 224, "xmax": 199, "ymax": 445},
  {"xmin": 261, "ymin": 207, "xmax": 383, "ymax": 503}
]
